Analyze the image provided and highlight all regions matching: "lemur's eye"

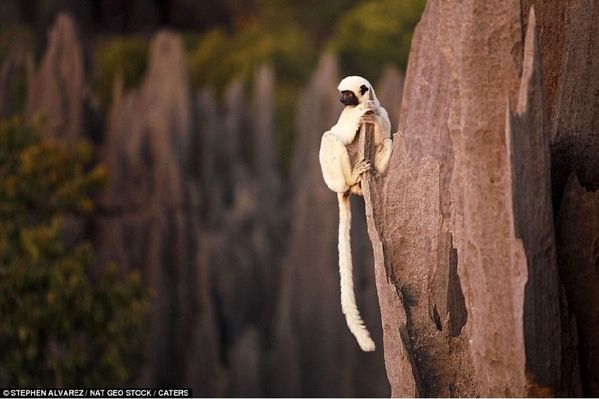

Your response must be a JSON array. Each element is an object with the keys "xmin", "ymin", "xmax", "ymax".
[{"xmin": 360, "ymin": 85, "xmax": 369, "ymax": 96}]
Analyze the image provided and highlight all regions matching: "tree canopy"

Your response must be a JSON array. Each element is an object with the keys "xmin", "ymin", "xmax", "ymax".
[{"xmin": 0, "ymin": 118, "xmax": 149, "ymax": 387}]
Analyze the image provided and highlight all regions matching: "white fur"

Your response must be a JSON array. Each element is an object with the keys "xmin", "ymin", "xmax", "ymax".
[
  {"xmin": 338, "ymin": 193, "xmax": 376, "ymax": 352},
  {"xmin": 318, "ymin": 76, "xmax": 393, "ymax": 352}
]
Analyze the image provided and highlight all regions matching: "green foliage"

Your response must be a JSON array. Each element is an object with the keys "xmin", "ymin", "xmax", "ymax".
[
  {"xmin": 186, "ymin": 14, "xmax": 316, "ymax": 172},
  {"xmin": 328, "ymin": 0, "xmax": 426, "ymax": 79},
  {"xmin": 285, "ymin": 0, "xmax": 362, "ymax": 39},
  {"xmin": 93, "ymin": 37, "xmax": 148, "ymax": 107},
  {"xmin": 0, "ymin": 120, "xmax": 106, "ymax": 221},
  {"xmin": 186, "ymin": 29, "xmax": 232, "ymax": 91},
  {"xmin": 0, "ymin": 118, "xmax": 149, "ymax": 387},
  {"xmin": 187, "ymin": 25, "xmax": 314, "ymax": 92}
]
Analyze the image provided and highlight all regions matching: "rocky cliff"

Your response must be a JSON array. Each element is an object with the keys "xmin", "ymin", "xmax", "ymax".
[{"xmin": 361, "ymin": 0, "xmax": 598, "ymax": 396}]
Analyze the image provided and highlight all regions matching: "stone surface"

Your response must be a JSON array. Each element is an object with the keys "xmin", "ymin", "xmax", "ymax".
[
  {"xmin": 361, "ymin": 130, "xmax": 433, "ymax": 397},
  {"xmin": 522, "ymin": 1, "xmax": 599, "ymax": 395},
  {"xmin": 506, "ymin": 10, "xmax": 562, "ymax": 392},
  {"xmin": 362, "ymin": 1, "xmax": 581, "ymax": 396},
  {"xmin": 437, "ymin": 0, "xmax": 531, "ymax": 389},
  {"xmin": 376, "ymin": 66, "xmax": 404, "ymax": 131},
  {"xmin": 556, "ymin": 174, "xmax": 599, "ymax": 395}
]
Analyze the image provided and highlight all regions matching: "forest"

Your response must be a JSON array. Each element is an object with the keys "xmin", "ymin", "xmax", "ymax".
[{"xmin": 0, "ymin": 0, "xmax": 597, "ymax": 397}]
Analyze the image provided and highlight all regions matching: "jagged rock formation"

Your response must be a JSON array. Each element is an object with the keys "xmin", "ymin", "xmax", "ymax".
[
  {"xmin": 190, "ymin": 70, "xmax": 287, "ymax": 396},
  {"xmin": 94, "ymin": 30, "xmax": 290, "ymax": 396},
  {"xmin": 367, "ymin": 1, "xmax": 527, "ymax": 395},
  {"xmin": 26, "ymin": 12, "xmax": 84, "ymax": 140},
  {"xmin": 361, "ymin": 0, "xmax": 598, "ymax": 396},
  {"xmin": 96, "ymin": 30, "xmax": 202, "ymax": 388},
  {"xmin": 269, "ymin": 54, "xmax": 389, "ymax": 397},
  {"xmin": 556, "ymin": 175, "xmax": 599, "ymax": 396},
  {"xmin": 522, "ymin": 0, "xmax": 599, "ymax": 395}
]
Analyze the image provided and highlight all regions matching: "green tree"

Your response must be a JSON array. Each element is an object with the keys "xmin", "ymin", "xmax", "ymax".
[
  {"xmin": 93, "ymin": 37, "xmax": 149, "ymax": 108},
  {"xmin": 0, "ymin": 118, "xmax": 149, "ymax": 387},
  {"xmin": 328, "ymin": 0, "xmax": 426, "ymax": 79},
  {"xmin": 187, "ymin": 24, "xmax": 313, "ymax": 92},
  {"xmin": 186, "ymin": 13, "xmax": 316, "ymax": 174}
]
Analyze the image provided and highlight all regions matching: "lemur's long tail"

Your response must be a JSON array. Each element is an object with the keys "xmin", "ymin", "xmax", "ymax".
[{"xmin": 337, "ymin": 192, "xmax": 375, "ymax": 352}]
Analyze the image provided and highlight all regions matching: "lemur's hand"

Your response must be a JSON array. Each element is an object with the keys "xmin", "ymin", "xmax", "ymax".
[{"xmin": 360, "ymin": 112, "xmax": 376, "ymax": 125}]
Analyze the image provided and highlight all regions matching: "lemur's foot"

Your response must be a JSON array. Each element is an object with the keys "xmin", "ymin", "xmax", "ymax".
[
  {"xmin": 351, "ymin": 159, "xmax": 373, "ymax": 183},
  {"xmin": 355, "ymin": 158, "xmax": 373, "ymax": 174}
]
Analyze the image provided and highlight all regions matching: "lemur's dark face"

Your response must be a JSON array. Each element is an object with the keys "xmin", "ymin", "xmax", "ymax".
[
  {"xmin": 340, "ymin": 90, "xmax": 359, "ymax": 106},
  {"xmin": 339, "ymin": 84, "xmax": 369, "ymax": 106}
]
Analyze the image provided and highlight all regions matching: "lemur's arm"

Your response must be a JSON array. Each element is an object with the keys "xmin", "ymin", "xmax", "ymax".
[
  {"xmin": 359, "ymin": 108, "xmax": 393, "ymax": 174},
  {"xmin": 375, "ymin": 138, "xmax": 393, "ymax": 174}
]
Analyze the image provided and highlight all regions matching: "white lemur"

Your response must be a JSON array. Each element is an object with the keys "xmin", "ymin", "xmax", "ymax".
[{"xmin": 319, "ymin": 76, "xmax": 392, "ymax": 352}]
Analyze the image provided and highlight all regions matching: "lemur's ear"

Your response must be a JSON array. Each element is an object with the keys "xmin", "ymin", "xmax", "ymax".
[{"xmin": 360, "ymin": 84, "xmax": 369, "ymax": 96}]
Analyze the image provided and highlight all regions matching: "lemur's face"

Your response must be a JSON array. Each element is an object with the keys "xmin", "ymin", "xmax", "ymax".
[
  {"xmin": 337, "ymin": 76, "xmax": 371, "ymax": 107},
  {"xmin": 340, "ymin": 90, "xmax": 360, "ymax": 106}
]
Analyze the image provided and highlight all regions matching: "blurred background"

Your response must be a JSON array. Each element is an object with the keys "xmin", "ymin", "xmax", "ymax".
[{"xmin": 0, "ymin": 0, "xmax": 424, "ymax": 395}]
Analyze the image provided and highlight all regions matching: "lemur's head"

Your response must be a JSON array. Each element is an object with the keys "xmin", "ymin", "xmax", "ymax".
[{"xmin": 337, "ymin": 76, "xmax": 378, "ymax": 107}]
